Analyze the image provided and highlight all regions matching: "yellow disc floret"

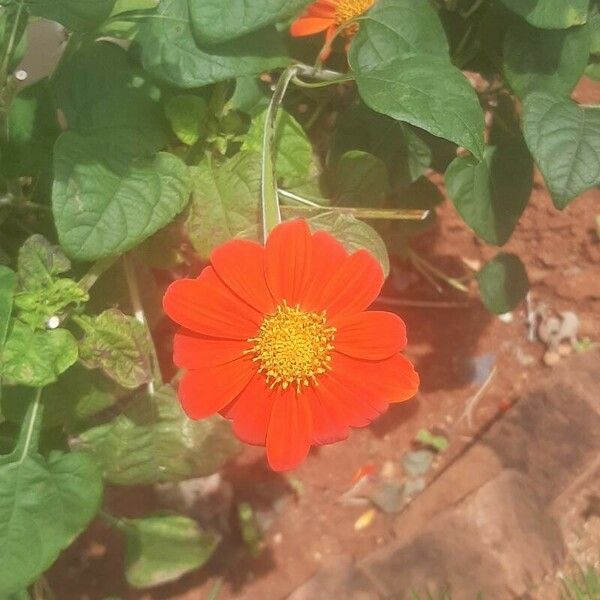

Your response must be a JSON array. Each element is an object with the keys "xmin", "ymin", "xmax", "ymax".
[
  {"xmin": 247, "ymin": 302, "xmax": 336, "ymax": 392},
  {"xmin": 335, "ymin": 0, "xmax": 374, "ymax": 36}
]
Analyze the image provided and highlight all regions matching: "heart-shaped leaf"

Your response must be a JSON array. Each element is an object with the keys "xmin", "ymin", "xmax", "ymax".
[
  {"xmin": 52, "ymin": 132, "xmax": 191, "ymax": 260},
  {"xmin": 189, "ymin": 0, "xmax": 312, "ymax": 44},
  {"xmin": 0, "ymin": 400, "xmax": 102, "ymax": 593},
  {"xmin": 351, "ymin": 55, "xmax": 485, "ymax": 160},
  {"xmin": 445, "ymin": 139, "xmax": 533, "ymax": 245},
  {"xmin": 504, "ymin": 19, "xmax": 590, "ymax": 99},
  {"xmin": 124, "ymin": 514, "xmax": 218, "ymax": 588},
  {"xmin": 522, "ymin": 93, "xmax": 600, "ymax": 208},
  {"xmin": 136, "ymin": 0, "xmax": 288, "ymax": 88},
  {"xmin": 498, "ymin": 0, "xmax": 588, "ymax": 29}
]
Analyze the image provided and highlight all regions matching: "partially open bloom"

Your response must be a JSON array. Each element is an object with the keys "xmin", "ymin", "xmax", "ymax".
[
  {"xmin": 290, "ymin": 0, "xmax": 375, "ymax": 61},
  {"xmin": 163, "ymin": 220, "xmax": 419, "ymax": 472}
]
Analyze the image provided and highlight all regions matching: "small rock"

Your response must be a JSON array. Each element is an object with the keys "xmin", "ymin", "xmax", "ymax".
[
  {"xmin": 498, "ymin": 312, "xmax": 514, "ymax": 324},
  {"xmin": 543, "ymin": 350, "xmax": 561, "ymax": 367},
  {"xmin": 402, "ymin": 450, "xmax": 434, "ymax": 477},
  {"xmin": 404, "ymin": 478, "xmax": 426, "ymax": 499},
  {"xmin": 369, "ymin": 483, "xmax": 406, "ymax": 514},
  {"xmin": 557, "ymin": 342, "xmax": 573, "ymax": 357}
]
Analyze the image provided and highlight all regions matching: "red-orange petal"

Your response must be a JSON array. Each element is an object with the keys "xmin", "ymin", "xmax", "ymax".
[
  {"xmin": 334, "ymin": 352, "xmax": 419, "ymax": 405},
  {"xmin": 307, "ymin": 1, "xmax": 336, "ymax": 18},
  {"xmin": 302, "ymin": 229, "xmax": 348, "ymax": 312},
  {"xmin": 210, "ymin": 239, "xmax": 275, "ymax": 314},
  {"xmin": 331, "ymin": 311, "xmax": 407, "ymax": 360},
  {"xmin": 222, "ymin": 374, "xmax": 276, "ymax": 446},
  {"xmin": 290, "ymin": 16, "xmax": 333, "ymax": 36},
  {"xmin": 178, "ymin": 357, "xmax": 255, "ymax": 419},
  {"xmin": 266, "ymin": 388, "xmax": 312, "ymax": 472},
  {"xmin": 318, "ymin": 361, "xmax": 388, "ymax": 427},
  {"xmin": 265, "ymin": 219, "xmax": 312, "ymax": 306},
  {"xmin": 163, "ymin": 267, "xmax": 261, "ymax": 339},
  {"xmin": 303, "ymin": 385, "xmax": 350, "ymax": 445},
  {"xmin": 315, "ymin": 250, "xmax": 384, "ymax": 317},
  {"xmin": 173, "ymin": 329, "xmax": 249, "ymax": 369}
]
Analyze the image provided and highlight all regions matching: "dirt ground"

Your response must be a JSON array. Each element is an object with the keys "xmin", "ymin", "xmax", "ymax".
[{"xmin": 48, "ymin": 80, "xmax": 600, "ymax": 600}]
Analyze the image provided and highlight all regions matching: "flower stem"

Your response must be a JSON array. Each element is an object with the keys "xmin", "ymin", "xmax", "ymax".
[
  {"xmin": 123, "ymin": 254, "xmax": 163, "ymax": 393},
  {"xmin": 261, "ymin": 65, "xmax": 299, "ymax": 241},
  {"xmin": 409, "ymin": 250, "xmax": 470, "ymax": 293}
]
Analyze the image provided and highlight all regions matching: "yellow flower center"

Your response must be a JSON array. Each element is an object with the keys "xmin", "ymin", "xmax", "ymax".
[
  {"xmin": 335, "ymin": 0, "xmax": 374, "ymax": 36},
  {"xmin": 247, "ymin": 302, "xmax": 336, "ymax": 392}
]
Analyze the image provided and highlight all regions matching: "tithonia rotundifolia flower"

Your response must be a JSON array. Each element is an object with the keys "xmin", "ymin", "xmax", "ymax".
[
  {"xmin": 290, "ymin": 0, "xmax": 375, "ymax": 61},
  {"xmin": 163, "ymin": 220, "xmax": 418, "ymax": 472}
]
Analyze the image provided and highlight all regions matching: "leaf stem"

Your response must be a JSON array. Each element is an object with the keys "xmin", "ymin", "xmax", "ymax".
[
  {"xmin": 261, "ymin": 65, "xmax": 299, "ymax": 240},
  {"xmin": 123, "ymin": 253, "xmax": 162, "ymax": 393},
  {"xmin": 409, "ymin": 250, "xmax": 470, "ymax": 293},
  {"xmin": 278, "ymin": 189, "xmax": 430, "ymax": 220},
  {"xmin": 77, "ymin": 256, "xmax": 118, "ymax": 293}
]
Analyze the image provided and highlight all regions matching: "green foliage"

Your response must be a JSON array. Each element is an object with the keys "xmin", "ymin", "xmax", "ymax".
[
  {"xmin": 561, "ymin": 560, "xmax": 600, "ymax": 599},
  {"xmin": 0, "ymin": 0, "xmax": 597, "ymax": 592},
  {"xmin": 1, "ymin": 322, "xmax": 78, "ymax": 387},
  {"xmin": 136, "ymin": 0, "xmax": 289, "ymax": 88},
  {"xmin": 189, "ymin": 0, "xmax": 312, "ymax": 44},
  {"xmin": 78, "ymin": 385, "xmax": 240, "ymax": 485},
  {"xmin": 445, "ymin": 139, "xmax": 533, "ymax": 245},
  {"xmin": 477, "ymin": 253, "xmax": 530, "ymax": 315},
  {"xmin": 522, "ymin": 93, "xmax": 600, "ymax": 208},
  {"xmin": 52, "ymin": 132, "xmax": 191, "ymax": 260},
  {"xmin": 122, "ymin": 514, "xmax": 219, "ymax": 588},
  {"xmin": 75, "ymin": 310, "xmax": 152, "ymax": 389},
  {"xmin": 498, "ymin": 0, "xmax": 589, "ymax": 29},
  {"xmin": 0, "ymin": 396, "xmax": 102, "ymax": 593}
]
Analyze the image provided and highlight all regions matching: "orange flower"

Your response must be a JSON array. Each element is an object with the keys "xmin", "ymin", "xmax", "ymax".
[
  {"xmin": 163, "ymin": 220, "xmax": 419, "ymax": 472},
  {"xmin": 290, "ymin": 0, "xmax": 375, "ymax": 61}
]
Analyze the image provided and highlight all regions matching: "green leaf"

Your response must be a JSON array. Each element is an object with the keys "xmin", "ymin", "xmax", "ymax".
[
  {"xmin": 165, "ymin": 95, "xmax": 209, "ymax": 146},
  {"xmin": 0, "ymin": 398, "xmax": 102, "ymax": 593},
  {"xmin": 123, "ymin": 514, "xmax": 218, "ymax": 588},
  {"xmin": 476, "ymin": 253, "xmax": 529, "ymax": 314},
  {"xmin": 1, "ymin": 322, "xmax": 78, "ymax": 387},
  {"xmin": 186, "ymin": 152, "xmax": 261, "ymax": 259},
  {"xmin": 351, "ymin": 55, "xmax": 485, "ymax": 160},
  {"xmin": 111, "ymin": 0, "xmax": 158, "ymax": 13},
  {"xmin": 52, "ymin": 132, "xmax": 191, "ymax": 261},
  {"xmin": 78, "ymin": 385, "xmax": 240, "ymax": 485},
  {"xmin": 13, "ymin": 236, "xmax": 88, "ymax": 329},
  {"xmin": 498, "ymin": 0, "xmax": 589, "ymax": 29},
  {"xmin": 242, "ymin": 109, "xmax": 318, "ymax": 191},
  {"xmin": 53, "ymin": 41, "xmax": 168, "ymax": 157},
  {"xmin": 330, "ymin": 103, "xmax": 431, "ymax": 188},
  {"xmin": 0, "ymin": 267, "xmax": 17, "ymax": 355},
  {"xmin": 331, "ymin": 151, "xmax": 390, "ymax": 208},
  {"xmin": 1, "ymin": 365, "xmax": 122, "ymax": 431},
  {"xmin": 189, "ymin": 0, "xmax": 311, "ymax": 44},
  {"xmin": 350, "ymin": 0, "xmax": 449, "ymax": 69},
  {"xmin": 0, "ymin": 8, "xmax": 28, "ymax": 72},
  {"xmin": 136, "ymin": 0, "xmax": 289, "ymax": 88},
  {"xmin": 522, "ymin": 93, "xmax": 600, "ymax": 208},
  {"xmin": 229, "ymin": 76, "xmax": 269, "ymax": 116},
  {"xmin": 504, "ymin": 20, "xmax": 590, "ymax": 99},
  {"xmin": 24, "ymin": 0, "xmax": 116, "ymax": 31},
  {"xmin": 17, "ymin": 234, "xmax": 70, "ymax": 290},
  {"xmin": 307, "ymin": 212, "xmax": 390, "ymax": 277},
  {"xmin": 75, "ymin": 309, "xmax": 152, "ymax": 389},
  {"xmin": 445, "ymin": 139, "xmax": 533, "ymax": 245},
  {"xmin": 2, "ymin": 79, "xmax": 60, "ymax": 178}
]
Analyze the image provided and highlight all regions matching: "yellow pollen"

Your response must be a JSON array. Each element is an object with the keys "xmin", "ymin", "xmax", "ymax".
[
  {"xmin": 246, "ymin": 302, "xmax": 336, "ymax": 392},
  {"xmin": 335, "ymin": 0, "xmax": 374, "ymax": 36}
]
